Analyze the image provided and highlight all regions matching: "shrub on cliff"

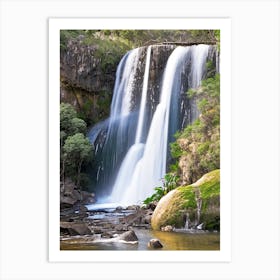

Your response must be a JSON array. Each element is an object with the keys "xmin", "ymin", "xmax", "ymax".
[{"xmin": 170, "ymin": 74, "xmax": 220, "ymax": 185}]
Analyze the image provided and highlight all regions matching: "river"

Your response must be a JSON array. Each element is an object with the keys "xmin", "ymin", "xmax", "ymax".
[{"xmin": 61, "ymin": 228, "xmax": 219, "ymax": 251}]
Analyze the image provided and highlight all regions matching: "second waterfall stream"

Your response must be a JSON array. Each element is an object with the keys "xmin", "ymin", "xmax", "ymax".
[{"xmin": 88, "ymin": 44, "xmax": 214, "ymax": 206}]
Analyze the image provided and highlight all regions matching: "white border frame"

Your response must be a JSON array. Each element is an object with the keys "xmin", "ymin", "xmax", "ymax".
[
  {"xmin": 1, "ymin": 0, "xmax": 279, "ymax": 279},
  {"xmin": 49, "ymin": 18, "xmax": 231, "ymax": 262}
]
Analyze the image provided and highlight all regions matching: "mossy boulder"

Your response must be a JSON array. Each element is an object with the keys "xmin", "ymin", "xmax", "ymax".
[{"xmin": 151, "ymin": 169, "xmax": 220, "ymax": 231}]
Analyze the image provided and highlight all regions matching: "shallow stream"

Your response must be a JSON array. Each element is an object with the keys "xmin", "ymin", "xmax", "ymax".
[{"xmin": 61, "ymin": 228, "xmax": 219, "ymax": 251}]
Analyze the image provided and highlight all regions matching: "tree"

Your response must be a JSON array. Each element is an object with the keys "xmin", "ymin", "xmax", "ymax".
[
  {"xmin": 60, "ymin": 102, "xmax": 92, "ymax": 191},
  {"xmin": 60, "ymin": 103, "xmax": 87, "ymax": 139},
  {"xmin": 60, "ymin": 103, "xmax": 76, "ymax": 133},
  {"xmin": 62, "ymin": 133, "xmax": 93, "ymax": 188},
  {"xmin": 69, "ymin": 117, "xmax": 87, "ymax": 135},
  {"xmin": 60, "ymin": 102, "xmax": 87, "ymax": 152}
]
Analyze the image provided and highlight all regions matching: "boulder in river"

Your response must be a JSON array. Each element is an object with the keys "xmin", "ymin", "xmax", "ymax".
[
  {"xmin": 60, "ymin": 196, "xmax": 77, "ymax": 208},
  {"xmin": 161, "ymin": 225, "xmax": 173, "ymax": 232},
  {"xmin": 151, "ymin": 170, "xmax": 220, "ymax": 231},
  {"xmin": 118, "ymin": 230, "xmax": 138, "ymax": 242},
  {"xmin": 60, "ymin": 221, "xmax": 92, "ymax": 236},
  {"xmin": 148, "ymin": 239, "xmax": 163, "ymax": 249}
]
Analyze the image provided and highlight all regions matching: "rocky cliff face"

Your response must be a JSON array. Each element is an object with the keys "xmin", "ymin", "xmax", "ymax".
[
  {"xmin": 60, "ymin": 39, "xmax": 217, "ymax": 132},
  {"xmin": 60, "ymin": 37, "xmax": 122, "ymax": 124},
  {"xmin": 60, "ymin": 39, "xmax": 177, "ymax": 126}
]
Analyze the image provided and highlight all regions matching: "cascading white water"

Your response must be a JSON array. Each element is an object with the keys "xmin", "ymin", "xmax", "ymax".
[
  {"xmin": 108, "ymin": 46, "xmax": 152, "ymax": 203},
  {"xmin": 110, "ymin": 48, "xmax": 140, "ymax": 120},
  {"xmin": 89, "ymin": 44, "xmax": 212, "ymax": 206},
  {"xmin": 89, "ymin": 48, "xmax": 142, "ymax": 194},
  {"xmin": 109, "ymin": 46, "xmax": 210, "ymax": 205},
  {"xmin": 189, "ymin": 44, "xmax": 210, "ymax": 88},
  {"xmin": 105, "ymin": 47, "xmax": 141, "ymax": 154}
]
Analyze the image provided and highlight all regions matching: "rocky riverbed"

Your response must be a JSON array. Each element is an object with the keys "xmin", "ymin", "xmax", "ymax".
[
  {"xmin": 60, "ymin": 203, "xmax": 220, "ymax": 251},
  {"xmin": 60, "ymin": 203, "xmax": 154, "ymax": 239},
  {"xmin": 60, "ymin": 172, "xmax": 220, "ymax": 250}
]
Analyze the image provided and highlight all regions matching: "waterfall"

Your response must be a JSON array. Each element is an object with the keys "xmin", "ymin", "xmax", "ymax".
[
  {"xmin": 89, "ymin": 44, "xmax": 211, "ymax": 205},
  {"xmin": 108, "ymin": 46, "xmax": 152, "ymax": 203},
  {"xmin": 109, "ymin": 48, "xmax": 140, "ymax": 119},
  {"xmin": 135, "ymin": 46, "xmax": 151, "ymax": 144},
  {"xmin": 88, "ymin": 48, "xmax": 143, "ymax": 195}
]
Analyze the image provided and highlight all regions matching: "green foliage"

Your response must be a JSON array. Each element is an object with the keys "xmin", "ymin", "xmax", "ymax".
[
  {"xmin": 197, "ymin": 98, "xmax": 208, "ymax": 111},
  {"xmin": 60, "ymin": 30, "xmax": 81, "ymax": 50},
  {"xmin": 143, "ymin": 187, "xmax": 165, "ymax": 205},
  {"xmin": 151, "ymin": 169, "xmax": 220, "ymax": 230},
  {"xmin": 178, "ymin": 185, "xmax": 197, "ymax": 209},
  {"xmin": 60, "ymin": 29, "xmax": 220, "ymax": 53},
  {"xmin": 170, "ymin": 141, "xmax": 183, "ymax": 159},
  {"xmin": 60, "ymin": 103, "xmax": 76, "ymax": 132},
  {"xmin": 189, "ymin": 30, "xmax": 220, "ymax": 52},
  {"xmin": 205, "ymin": 60, "xmax": 216, "ymax": 78},
  {"xmin": 63, "ymin": 133, "xmax": 93, "ymax": 165},
  {"xmin": 143, "ymin": 173, "xmax": 179, "ymax": 205},
  {"xmin": 60, "ymin": 103, "xmax": 87, "ymax": 141},
  {"xmin": 164, "ymin": 173, "xmax": 179, "ymax": 193},
  {"xmin": 84, "ymin": 36, "xmax": 131, "ymax": 72},
  {"xmin": 69, "ymin": 117, "xmax": 87, "ymax": 135},
  {"xmin": 60, "ymin": 30, "xmax": 132, "ymax": 81},
  {"xmin": 169, "ymin": 162, "xmax": 179, "ymax": 173},
  {"xmin": 60, "ymin": 102, "xmax": 92, "ymax": 188},
  {"xmin": 171, "ymin": 74, "xmax": 220, "ymax": 184},
  {"xmin": 187, "ymin": 88, "xmax": 196, "ymax": 98},
  {"xmin": 206, "ymin": 60, "xmax": 213, "ymax": 70},
  {"xmin": 189, "ymin": 30, "xmax": 219, "ymax": 42},
  {"xmin": 214, "ymin": 30, "xmax": 220, "ymax": 51},
  {"xmin": 62, "ymin": 133, "xmax": 93, "ymax": 187}
]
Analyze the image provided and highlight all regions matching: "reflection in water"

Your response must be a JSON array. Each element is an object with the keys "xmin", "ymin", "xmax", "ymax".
[
  {"xmin": 60, "ymin": 229, "xmax": 220, "ymax": 251},
  {"xmin": 151, "ymin": 230, "xmax": 220, "ymax": 250}
]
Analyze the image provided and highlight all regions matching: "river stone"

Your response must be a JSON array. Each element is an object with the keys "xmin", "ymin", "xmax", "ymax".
[
  {"xmin": 62, "ymin": 178, "xmax": 75, "ymax": 193},
  {"xmin": 79, "ymin": 205, "xmax": 88, "ymax": 213},
  {"xmin": 92, "ymin": 227, "xmax": 103, "ymax": 234},
  {"xmin": 151, "ymin": 170, "xmax": 220, "ymax": 231},
  {"xmin": 126, "ymin": 205, "xmax": 139, "ymax": 210},
  {"xmin": 71, "ymin": 189, "xmax": 81, "ymax": 201},
  {"xmin": 60, "ymin": 222, "xmax": 92, "ymax": 236},
  {"xmin": 115, "ymin": 206, "xmax": 123, "ymax": 211},
  {"xmin": 101, "ymin": 232, "xmax": 114, "ymax": 238},
  {"xmin": 143, "ymin": 214, "xmax": 152, "ymax": 224},
  {"xmin": 60, "ymin": 196, "xmax": 77, "ymax": 208},
  {"xmin": 147, "ymin": 202, "xmax": 157, "ymax": 211},
  {"xmin": 148, "ymin": 239, "xmax": 163, "ymax": 249},
  {"xmin": 118, "ymin": 230, "xmax": 138, "ymax": 242},
  {"xmin": 115, "ymin": 224, "xmax": 129, "ymax": 231},
  {"xmin": 161, "ymin": 225, "xmax": 173, "ymax": 232},
  {"xmin": 81, "ymin": 191, "xmax": 95, "ymax": 204}
]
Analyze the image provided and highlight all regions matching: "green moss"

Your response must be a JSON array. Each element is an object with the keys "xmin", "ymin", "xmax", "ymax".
[
  {"xmin": 177, "ymin": 185, "xmax": 196, "ymax": 208},
  {"xmin": 151, "ymin": 170, "xmax": 220, "ymax": 230},
  {"xmin": 196, "ymin": 170, "xmax": 220, "ymax": 230}
]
